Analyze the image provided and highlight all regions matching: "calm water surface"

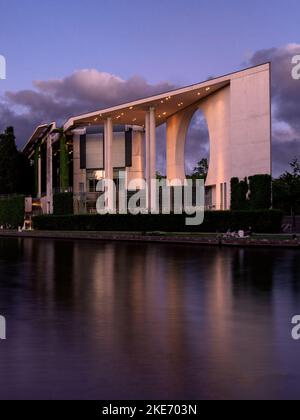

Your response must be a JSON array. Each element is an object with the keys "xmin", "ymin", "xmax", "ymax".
[{"xmin": 0, "ymin": 238, "xmax": 300, "ymax": 400}]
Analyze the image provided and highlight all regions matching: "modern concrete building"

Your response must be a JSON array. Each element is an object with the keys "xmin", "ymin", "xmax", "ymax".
[{"xmin": 23, "ymin": 63, "xmax": 271, "ymax": 214}]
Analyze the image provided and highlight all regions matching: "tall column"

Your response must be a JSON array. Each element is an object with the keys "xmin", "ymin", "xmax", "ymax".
[
  {"xmin": 38, "ymin": 152, "xmax": 42, "ymax": 199},
  {"xmin": 46, "ymin": 135, "xmax": 53, "ymax": 213},
  {"xmin": 149, "ymin": 107, "xmax": 156, "ymax": 182},
  {"xmin": 145, "ymin": 111, "xmax": 151, "ymax": 209},
  {"xmin": 149, "ymin": 107, "xmax": 157, "ymax": 211},
  {"xmin": 145, "ymin": 108, "xmax": 156, "ymax": 211},
  {"xmin": 104, "ymin": 118, "xmax": 114, "ymax": 211},
  {"xmin": 104, "ymin": 118, "xmax": 113, "ymax": 181}
]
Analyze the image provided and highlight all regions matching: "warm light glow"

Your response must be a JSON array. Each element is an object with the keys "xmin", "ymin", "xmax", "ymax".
[
  {"xmin": 206, "ymin": 87, "xmax": 211, "ymax": 91},
  {"xmin": 129, "ymin": 106, "xmax": 134, "ymax": 110},
  {"xmin": 95, "ymin": 170, "xmax": 105, "ymax": 181}
]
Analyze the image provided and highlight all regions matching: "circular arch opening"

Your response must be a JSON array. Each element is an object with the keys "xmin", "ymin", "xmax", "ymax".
[{"xmin": 185, "ymin": 109, "xmax": 210, "ymax": 178}]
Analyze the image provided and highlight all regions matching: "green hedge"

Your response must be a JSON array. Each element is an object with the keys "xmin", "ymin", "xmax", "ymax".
[
  {"xmin": 248, "ymin": 175, "xmax": 272, "ymax": 210},
  {"xmin": 0, "ymin": 196, "xmax": 24, "ymax": 228},
  {"xmin": 231, "ymin": 174, "xmax": 272, "ymax": 210},
  {"xmin": 33, "ymin": 210, "xmax": 283, "ymax": 234},
  {"xmin": 231, "ymin": 177, "xmax": 248, "ymax": 210},
  {"xmin": 53, "ymin": 193, "xmax": 73, "ymax": 215}
]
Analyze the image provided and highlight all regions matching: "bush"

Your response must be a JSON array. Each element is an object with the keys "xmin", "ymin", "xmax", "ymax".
[
  {"xmin": 248, "ymin": 175, "xmax": 272, "ymax": 210},
  {"xmin": 231, "ymin": 174, "xmax": 272, "ymax": 210},
  {"xmin": 0, "ymin": 196, "xmax": 24, "ymax": 228},
  {"xmin": 231, "ymin": 177, "xmax": 249, "ymax": 210},
  {"xmin": 33, "ymin": 210, "xmax": 283, "ymax": 234},
  {"xmin": 53, "ymin": 193, "xmax": 73, "ymax": 215}
]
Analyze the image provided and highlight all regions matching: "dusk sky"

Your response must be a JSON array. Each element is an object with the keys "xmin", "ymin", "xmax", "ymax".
[{"xmin": 0, "ymin": 0, "xmax": 299, "ymax": 175}]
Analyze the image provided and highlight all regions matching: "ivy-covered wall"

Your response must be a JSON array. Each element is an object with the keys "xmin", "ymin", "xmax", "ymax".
[
  {"xmin": 34, "ymin": 146, "xmax": 39, "ymax": 197},
  {"xmin": 60, "ymin": 134, "xmax": 69, "ymax": 192}
]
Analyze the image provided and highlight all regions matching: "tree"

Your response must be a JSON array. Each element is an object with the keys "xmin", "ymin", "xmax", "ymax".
[
  {"xmin": 0, "ymin": 127, "xmax": 19, "ymax": 194},
  {"xmin": 156, "ymin": 171, "xmax": 166, "ymax": 181},
  {"xmin": 248, "ymin": 174, "xmax": 272, "ymax": 210},
  {"xmin": 230, "ymin": 177, "xmax": 249, "ymax": 210},
  {"xmin": 273, "ymin": 159, "xmax": 300, "ymax": 227},
  {"xmin": 192, "ymin": 158, "xmax": 208, "ymax": 180},
  {"xmin": 0, "ymin": 127, "xmax": 34, "ymax": 196}
]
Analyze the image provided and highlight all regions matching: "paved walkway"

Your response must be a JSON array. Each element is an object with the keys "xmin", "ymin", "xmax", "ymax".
[{"xmin": 0, "ymin": 230, "xmax": 299, "ymax": 248}]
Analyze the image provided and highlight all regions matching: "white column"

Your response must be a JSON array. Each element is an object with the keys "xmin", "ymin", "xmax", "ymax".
[
  {"xmin": 149, "ymin": 107, "xmax": 156, "ymax": 211},
  {"xmin": 145, "ymin": 108, "xmax": 156, "ymax": 211},
  {"xmin": 149, "ymin": 107, "xmax": 156, "ymax": 181},
  {"xmin": 38, "ymin": 153, "xmax": 42, "ymax": 199},
  {"xmin": 145, "ymin": 111, "xmax": 151, "ymax": 209},
  {"xmin": 105, "ymin": 118, "xmax": 113, "ymax": 181},
  {"xmin": 46, "ymin": 135, "xmax": 53, "ymax": 213},
  {"xmin": 104, "ymin": 118, "xmax": 114, "ymax": 211}
]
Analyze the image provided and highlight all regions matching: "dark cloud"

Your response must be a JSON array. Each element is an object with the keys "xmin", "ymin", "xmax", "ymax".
[
  {"xmin": 1, "ymin": 45, "xmax": 300, "ymax": 176},
  {"xmin": 248, "ymin": 44, "xmax": 300, "ymax": 175},
  {"xmin": 0, "ymin": 70, "xmax": 174, "ymax": 149}
]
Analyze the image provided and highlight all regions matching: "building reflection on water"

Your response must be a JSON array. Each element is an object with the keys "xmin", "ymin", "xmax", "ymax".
[{"xmin": 0, "ymin": 238, "xmax": 300, "ymax": 399}]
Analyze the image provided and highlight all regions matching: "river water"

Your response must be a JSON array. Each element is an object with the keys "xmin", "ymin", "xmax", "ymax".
[{"xmin": 0, "ymin": 238, "xmax": 299, "ymax": 400}]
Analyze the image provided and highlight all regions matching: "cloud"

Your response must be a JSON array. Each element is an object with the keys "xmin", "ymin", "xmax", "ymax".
[
  {"xmin": 0, "ymin": 69, "xmax": 174, "ymax": 149},
  {"xmin": 248, "ymin": 44, "xmax": 300, "ymax": 175},
  {"xmin": 1, "ymin": 45, "xmax": 300, "ymax": 176}
]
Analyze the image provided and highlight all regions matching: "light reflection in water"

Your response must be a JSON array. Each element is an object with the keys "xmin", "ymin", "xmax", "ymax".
[{"xmin": 0, "ymin": 238, "xmax": 300, "ymax": 400}]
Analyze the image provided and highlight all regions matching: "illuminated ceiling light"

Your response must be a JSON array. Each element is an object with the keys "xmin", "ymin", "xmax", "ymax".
[
  {"xmin": 206, "ymin": 87, "xmax": 211, "ymax": 92},
  {"xmin": 161, "ymin": 100, "xmax": 164, "ymax": 104},
  {"xmin": 94, "ymin": 117, "xmax": 98, "ymax": 122},
  {"xmin": 133, "ymin": 118, "xmax": 137, "ymax": 122},
  {"xmin": 121, "ymin": 113, "xmax": 124, "ymax": 116},
  {"xmin": 158, "ymin": 115, "xmax": 162, "ymax": 118},
  {"xmin": 163, "ymin": 112, "xmax": 167, "ymax": 116},
  {"xmin": 197, "ymin": 92, "xmax": 201, "ymax": 96},
  {"xmin": 129, "ymin": 106, "xmax": 134, "ymax": 110}
]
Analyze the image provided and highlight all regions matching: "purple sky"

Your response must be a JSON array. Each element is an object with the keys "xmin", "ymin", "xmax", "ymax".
[{"xmin": 0, "ymin": 0, "xmax": 299, "ymax": 176}]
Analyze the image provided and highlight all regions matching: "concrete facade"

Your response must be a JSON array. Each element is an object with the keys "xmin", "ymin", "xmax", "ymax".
[{"xmin": 166, "ymin": 65, "xmax": 271, "ymax": 210}]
